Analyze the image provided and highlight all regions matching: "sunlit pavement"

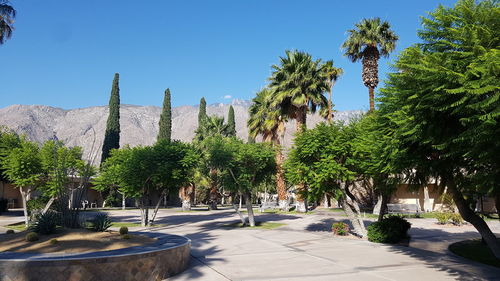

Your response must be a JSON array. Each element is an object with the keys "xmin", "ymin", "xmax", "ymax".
[{"xmin": 1, "ymin": 208, "xmax": 499, "ymax": 280}]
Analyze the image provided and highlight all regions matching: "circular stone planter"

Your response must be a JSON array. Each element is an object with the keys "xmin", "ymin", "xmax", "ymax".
[{"xmin": 0, "ymin": 232, "xmax": 190, "ymax": 281}]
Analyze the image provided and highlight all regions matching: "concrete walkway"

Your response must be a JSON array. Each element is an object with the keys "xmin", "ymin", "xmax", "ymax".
[
  {"xmin": 101, "ymin": 208, "xmax": 500, "ymax": 281},
  {"xmin": 1, "ymin": 208, "xmax": 499, "ymax": 280}
]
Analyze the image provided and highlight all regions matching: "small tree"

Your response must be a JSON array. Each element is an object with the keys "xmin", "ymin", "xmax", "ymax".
[
  {"xmin": 204, "ymin": 136, "xmax": 275, "ymax": 226},
  {"xmin": 96, "ymin": 141, "xmax": 197, "ymax": 226},
  {"xmin": 157, "ymin": 88, "xmax": 172, "ymax": 142},
  {"xmin": 2, "ymin": 139, "xmax": 43, "ymax": 226},
  {"xmin": 198, "ymin": 97, "xmax": 207, "ymax": 125},
  {"xmin": 101, "ymin": 73, "xmax": 121, "ymax": 164},
  {"xmin": 285, "ymin": 122, "xmax": 372, "ymax": 237}
]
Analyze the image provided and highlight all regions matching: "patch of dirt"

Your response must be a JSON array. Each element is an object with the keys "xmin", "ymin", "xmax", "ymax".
[{"xmin": 0, "ymin": 229, "xmax": 156, "ymax": 254}]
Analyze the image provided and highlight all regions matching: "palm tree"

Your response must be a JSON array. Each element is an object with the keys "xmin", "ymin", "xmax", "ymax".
[
  {"xmin": 270, "ymin": 50, "xmax": 328, "ymax": 133},
  {"xmin": 194, "ymin": 115, "xmax": 230, "ymax": 142},
  {"xmin": 269, "ymin": 50, "xmax": 329, "ymax": 212},
  {"xmin": 0, "ymin": 0, "xmax": 15, "ymax": 45},
  {"xmin": 320, "ymin": 60, "xmax": 343, "ymax": 122},
  {"xmin": 342, "ymin": 18, "xmax": 398, "ymax": 111},
  {"xmin": 248, "ymin": 88, "xmax": 288, "ymax": 210}
]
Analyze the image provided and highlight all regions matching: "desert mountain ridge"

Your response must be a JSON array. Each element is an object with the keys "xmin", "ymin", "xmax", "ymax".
[{"xmin": 0, "ymin": 100, "xmax": 363, "ymax": 163}]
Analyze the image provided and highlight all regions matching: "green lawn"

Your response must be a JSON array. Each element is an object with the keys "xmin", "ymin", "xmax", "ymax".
[
  {"xmin": 4, "ymin": 222, "xmax": 27, "ymax": 232},
  {"xmin": 449, "ymin": 239, "xmax": 500, "ymax": 268},
  {"xmin": 223, "ymin": 221, "xmax": 286, "ymax": 230}
]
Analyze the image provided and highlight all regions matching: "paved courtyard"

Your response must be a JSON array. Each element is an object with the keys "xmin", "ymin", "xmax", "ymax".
[{"xmin": 1, "ymin": 208, "xmax": 500, "ymax": 280}]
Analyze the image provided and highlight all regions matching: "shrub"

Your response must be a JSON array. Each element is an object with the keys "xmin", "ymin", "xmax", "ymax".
[
  {"xmin": 30, "ymin": 211, "xmax": 59, "ymax": 234},
  {"xmin": 27, "ymin": 197, "xmax": 49, "ymax": 216},
  {"xmin": 332, "ymin": 222, "xmax": 349, "ymax": 236},
  {"xmin": 121, "ymin": 234, "xmax": 131, "ymax": 239},
  {"xmin": 25, "ymin": 232, "xmax": 39, "ymax": 242},
  {"xmin": 436, "ymin": 213, "xmax": 450, "ymax": 224},
  {"xmin": 449, "ymin": 213, "xmax": 464, "ymax": 225},
  {"xmin": 6, "ymin": 229, "xmax": 14, "ymax": 234},
  {"xmin": 90, "ymin": 213, "xmax": 112, "ymax": 232},
  {"xmin": 367, "ymin": 216, "xmax": 411, "ymax": 244},
  {"xmin": 119, "ymin": 226, "xmax": 128, "ymax": 235},
  {"xmin": 50, "ymin": 238, "xmax": 58, "ymax": 245}
]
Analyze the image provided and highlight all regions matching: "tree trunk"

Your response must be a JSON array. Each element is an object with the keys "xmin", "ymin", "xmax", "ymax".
[
  {"xmin": 139, "ymin": 196, "xmax": 150, "ymax": 227},
  {"xmin": 208, "ymin": 169, "xmax": 218, "ymax": 210},
  {"xmin": 361, "ymin": 47, "xmax": 379, "ymax": 112},
  {"xmin": 232, "ymin": 193, "xmax": 247, "ymax": 226},
  {"xmin": 327, "ymin": 89, "xmax": 333, "ymax": 123},
  {"xmin": 344, "ymin": 183, "xmax": 367, "ymax": 237},
  {"xmin": 275, "ymin": 147, "xmax": 288, "ymax": 211},
  {"xmin": 494, "ymin": 194, "xmax": 500, "ymax": 222},
  {"xmin": 295, "ymin": 111, "xmax": 308, "ymax": 212},
  {"xmin": 121, "ymin": 192, "xmax": 126, "ymax": 210},
  {"xmin": 239, "ymin": 194, "xmax": 242, "ymax": 209},
  {"xmin": 41, "ymin": 197, "xmax": 56, "ymax": 215},
  {"xmin": 368, "ymin": 87, "xmax": 375, "ymax": 112},
  {"xmin": 150, "ymin": 190, "xmax": 167, "ymax": 224},
  {"xmin": 20, "ymin": 188, "xmax": 30, "ymax": 226},
  {"xmin": 447, "ymin": 178, "xmax": 500, "ymax": 259},
  {"xmin": 244, "ymin": 192, "xmax": 255, "ymax": 227},
  {"xmin": 179, "ymin": 184, "xmax": 194, "ymax": 211},
  {"xmin": 377, "ymin": 193, "xmax": 389, "ymax": 222}
]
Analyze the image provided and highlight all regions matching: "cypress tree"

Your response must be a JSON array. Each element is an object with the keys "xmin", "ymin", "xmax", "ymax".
[
  {"xmin": 157, "ymin": 88, "xmax": 172, "ymax": 142},
  {"xmin": 227, "ymin": 105, "xmax": 236, "ymax": 137},
  {"xmin": 101, "ymin": 73, "xmax": 120, "ymax": 164},
  {"xmin": 198, "ymin": 97, "xmax": 207, "ymax": 126}
]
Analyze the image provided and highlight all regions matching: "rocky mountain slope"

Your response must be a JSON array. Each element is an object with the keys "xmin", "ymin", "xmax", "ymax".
[{"xmin": 0, "ymin": 100, "xmax": 363, "ymax": 163}]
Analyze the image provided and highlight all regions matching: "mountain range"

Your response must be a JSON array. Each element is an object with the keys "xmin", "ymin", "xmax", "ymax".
[{"xmin": 0, "ymin": 100, "xmax": 363, "ymax": 163}]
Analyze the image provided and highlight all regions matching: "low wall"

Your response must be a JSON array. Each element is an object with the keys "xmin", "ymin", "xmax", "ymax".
[{"xmin": 0, "ymin": 233, "xmax": 190, "ymax": 281}]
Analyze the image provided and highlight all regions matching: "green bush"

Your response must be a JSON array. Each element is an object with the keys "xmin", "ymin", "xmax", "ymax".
[
  {"xmin": 367, "ymin": 216, "xmax": 411, "ymax": 244},
  {"xmin": 90, "ymin": 213, "xmax": 112, "ymax": 232},
  {"xmin": 30, "ymin": 211, "xmax": 59, "ymax": 234},
  {"xmin": 25, "ymin": 232, "xmax": 39, "ymax": 242},
  {"xmin": 331, "ymin": 222, "xmax": 349, "ymax": 236},
  {"xmin": 121, "ymin": 234, "xmax": 131, "ymax": 239},
  {"xmin": 119, "ymin": 226, "xmax": 128, "ymax": 235},
  {"xmin": 27, "ymin": 197, "xmax": 49, "ymax": 215},
  {"xmin": 50, "ymin": 238, "xmax": 58, "ymax": 245},
  {"xmin": 6, "ymin": 229, "xmax": 14, "ymax": 234},
  {"xmin": 436, "ymin": 213, "xmax": 450, "ymax": 224},
  {"xmin": 450, "ymin": 213, "xmax": 464, "ymax": 225}
]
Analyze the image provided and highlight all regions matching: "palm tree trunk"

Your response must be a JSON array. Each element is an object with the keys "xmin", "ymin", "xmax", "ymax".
[
  {"xmin": 208, "ymin": 169, "xmax": 218, "ymax": 210},
  {"xmin": 295, "ymin": 110, "xmax": 308, "ymax": 212},
  {"xmin": 275, "ymin": 146, "xmax": 287, "ymax": 211},
  {"xmin": 369, "ymin": 87, "xmax": 375, "ymax": 112},
  {"xmin": 328, "ymin": 88, "xmax": 333, "ymax": 123}
]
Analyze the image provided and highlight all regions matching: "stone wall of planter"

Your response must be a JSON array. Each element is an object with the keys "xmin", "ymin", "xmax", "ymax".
[{"xmin": 0, "ymin": 233, "xmax": 190, "ymax": 281}]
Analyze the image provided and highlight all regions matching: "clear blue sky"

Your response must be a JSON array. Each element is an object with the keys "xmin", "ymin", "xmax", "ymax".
[{"xmin": 0, "ymin": 0, "xmax": 456, "ymax": 111}]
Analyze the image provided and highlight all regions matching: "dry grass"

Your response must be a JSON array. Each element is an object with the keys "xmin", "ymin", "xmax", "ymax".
[{"xmin": 0, "ymin": 229, "xmax": 156, "ymax": 254}]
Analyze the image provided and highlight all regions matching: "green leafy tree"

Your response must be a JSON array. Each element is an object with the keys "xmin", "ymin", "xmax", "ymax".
[
  {"xmin": 227, "ymin": 105, "xmax": 236, "ymax": 137},
  {"xmin": 378, "ymin": 0, "xmax": 500, "ymax": 257},
  {"xmin": 1, "ymin": 139, "xmax": 43, "ymax": 225},
  {"xmin": 194, "ymin": 115, "xmax": 230, "ymax": 142},
  {"xmin": 0, "ymin": 0, "xmax": 15, "ymax": 45},
  {"xmin": 204, "ymin": 136, "xmax": 275, "ymax": 226},
  {"xmin": 269, "ymin": 50, "xmax": 329, "ymax": 212},
  {"xmin": 101, "ymin": 73, "xmax": 121, "ymax": 164},
  {"xmin": 342, "ymin": 18, "xmax": 398, "ymax": 111},
  {"xmin": 96, "ymin": 141, "xmax": 197, "ymax": 226},
  {"xmin": 286, "ymin": 121, "xmax": 384, "ymax": 237},
  {"xmin": 248, "ymin": 88, "xmax": 288, "ymax": 210},
  {"xmin": 157, "ymin": 88, "xmax": 172, "ymax": 142}
]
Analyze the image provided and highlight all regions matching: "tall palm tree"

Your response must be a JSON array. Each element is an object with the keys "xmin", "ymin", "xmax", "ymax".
[
  {"xmin": 0, "ymin": 0, "xmax": 15, "ymax": 45},
  {"xmin": 270, "ymin": 50, "xmax": 328, "ymax": 133},
  {"xmin": 269, "ymin": 50, "xmax": 329, "ymax": 212},
  {"xmin": 320, "ymin": 60, "xmax": 343, "ymax": 123},
  {"xmin": 248, "ymin": 88, "xmax": 288, "ymax": 210},
  {"xmin": 342, "ymin": 18, "xmax": 398, "ymax": 111}
]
